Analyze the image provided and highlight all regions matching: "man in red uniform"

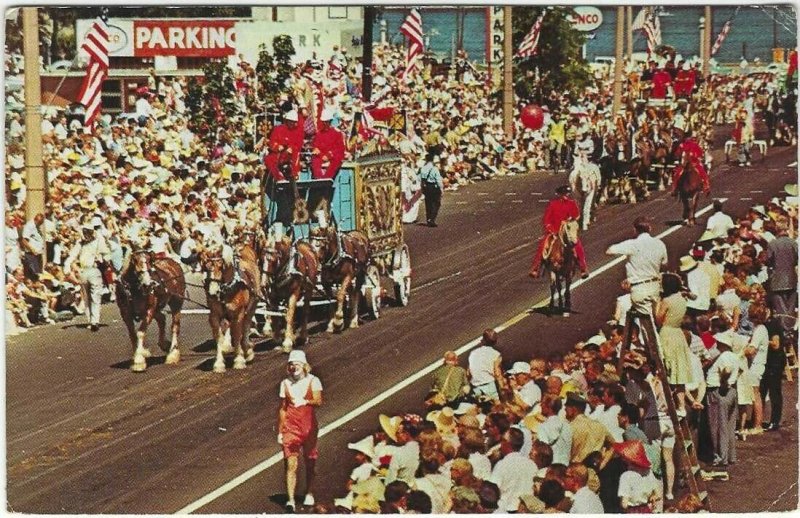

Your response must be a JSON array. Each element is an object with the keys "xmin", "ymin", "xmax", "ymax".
[
  {"xmin": 673, "ymin": 62, "xmax": 695, "ymax": 98},
  {"xmin": 310, "ymin": 108, "xmax": 345, "ymax": 180},
  {"xmin": 309, "ymin": 108, "xmax": 345, "ymax": 212},
  {"xmin": 650, "ymin": 64, "xmax": 673, "ymax": 100},
  {"xmin": 529, "ymin": 185, "xmax": 589, "ymax": 279},
  {"xmin": 671, "ymin": 130, "xmax": 711, "ymax": 195},
  {"xmin": 278, "ymin": 350, "xmax": 323, "ymax": 512},
  {"xmin": 264, "ymin": 109, "xmax": 305, "ymax": 181}
]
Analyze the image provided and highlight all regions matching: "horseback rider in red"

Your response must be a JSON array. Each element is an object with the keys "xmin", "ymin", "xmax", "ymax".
[
  {"xmin": 671, "ymin": 130, "xmax": 711, "ymax": 195},
  {"xmin": 529, "ymin": 185, "xmax": 589, "ymax": 279}
]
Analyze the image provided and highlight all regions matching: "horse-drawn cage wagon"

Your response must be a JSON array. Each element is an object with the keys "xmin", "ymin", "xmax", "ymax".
[{"xmin": 256, "ymin": 152, "xmax": 412, "ymax": 347}]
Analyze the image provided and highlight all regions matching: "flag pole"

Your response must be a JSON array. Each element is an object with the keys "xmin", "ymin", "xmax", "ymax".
[
  {"xmin": 703, "ymin": 6, "xmax": 711, "ymax": 78},
  {"xmin": 45, "ymin": 53, "xmax": 82, "ymax": 107},
  {"xmin": 22, "ymin": 7, "xmax": 47, "ymax": 265},
  {"xmin": 612, "ymin": 6, "xmax": 624, "ymax": 115},
  {"xmin": 502, "ymin": 6, "xmax": 513, "ymax": 139}
]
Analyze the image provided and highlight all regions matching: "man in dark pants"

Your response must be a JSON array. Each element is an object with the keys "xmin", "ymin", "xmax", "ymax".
[
  {"xmin": 419, "ymin": 154, "xmax": 443, "ymax": 227},
  {"xmin": 760, "ymin": 325, "xmax": 787, "ymax": 431},
  {"xmin": 766, "ymin": 223, "xmax": 798, "ymax": 336}
]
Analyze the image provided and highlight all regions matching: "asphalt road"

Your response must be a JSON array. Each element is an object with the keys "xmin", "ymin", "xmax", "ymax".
[{"xmin": 6, "ymin": 131, "xmax": 798, "ymax": 514}]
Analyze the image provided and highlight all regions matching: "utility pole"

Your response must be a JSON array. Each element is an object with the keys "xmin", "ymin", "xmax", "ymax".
[
  {"xmin": 502, "ymin": 6, "xmax": 513, "ymax": 139},
  {"xmin": 22, "ymin": 6, "xmax": 46, "ymax": 246},
  {"xmin": 704, "ymin": 6, "xmax": 711, "ymax": 78},
  {"xmin": 362, "ymin": 6, "xmax": 375, "ymax": 102},
  {"xmin": 699, "ymin": 16, "xmax": 705, "ymax": 69},
  {"xmin": 626, "ymin": 6, "xmax": 633, "ymax": 62},
  {"xmin": 612, "ymin": 6, "xmax": 624, "ymax": 115}
]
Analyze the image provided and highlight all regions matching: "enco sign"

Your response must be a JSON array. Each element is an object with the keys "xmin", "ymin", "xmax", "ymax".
[{"xmin": 568, "ymin": 7, "xmax": 603, "ymax": 32}]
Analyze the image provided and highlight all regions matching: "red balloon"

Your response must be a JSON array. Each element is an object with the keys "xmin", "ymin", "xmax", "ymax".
[{"xmin": 520, "ymin": 104, "xmax": 545, "ymax": 131}]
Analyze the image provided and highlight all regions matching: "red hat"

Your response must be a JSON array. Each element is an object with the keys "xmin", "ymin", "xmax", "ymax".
[{"xmin": 613, "ymin": 440, "xmax": 651, "ymax": 469}]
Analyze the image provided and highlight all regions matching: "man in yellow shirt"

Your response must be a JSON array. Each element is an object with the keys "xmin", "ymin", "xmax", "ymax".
[{"xmin": 548, "ymin": 115, "xmax": 567, "ymax": 173}]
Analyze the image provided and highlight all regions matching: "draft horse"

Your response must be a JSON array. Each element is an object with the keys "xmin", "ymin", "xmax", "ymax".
[
  {"xmin": 309, "ymin": 224, "xmax": 370, "ymax": 332},
  {"xmin": 116, "ymin": 248, "xmax": 186, "ymax": 372},
  {"xmin": 262, "ymin": 228, "xmax": 320, "ymax": 352},
  {"xmin": 542, "ymin": 219, "xmax": 580, "ymax": 317},
  {"xmin": 200, "ymin": 242, "xmax": 261, "ymax": 372}
]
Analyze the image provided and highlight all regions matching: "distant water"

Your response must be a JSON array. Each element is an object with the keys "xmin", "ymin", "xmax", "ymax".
[{"xmin": 376, "ymin": 6, "xmax": 797, "ymax": 65}]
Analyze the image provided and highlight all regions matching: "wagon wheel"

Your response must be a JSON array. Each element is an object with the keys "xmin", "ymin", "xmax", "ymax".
[
  {"xmin": 363, "ymin": 264, "xmax": 382, "ymax": 320},
  {"xmin": 392, "ymin": 244, "xmax": 412, "ymax": 307}
]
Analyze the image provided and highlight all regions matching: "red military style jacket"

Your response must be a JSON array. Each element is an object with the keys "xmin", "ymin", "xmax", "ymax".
[
  {"xmin": 542, "ymin": 197, "xmax": 580, "ymax": 234},
  {"xmin": 310, "ymin": 126, "xmax": 345, "ymax": 180},
  {"xmin": 264, "ymin": 120, "xmax": 305, "ymax": 181}
]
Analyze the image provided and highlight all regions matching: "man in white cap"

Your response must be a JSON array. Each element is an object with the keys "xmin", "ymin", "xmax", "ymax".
[
  {"xmin": 309, "ymin": 107, "xmax": 346, "ymax": 211},
  {"xmin": 264, "ymin": 108, "xmax": 305, "ymax": 182},
  {"xmin": 64, "ymin": 223, "xmax": 111, "ymax": 332},
  {"xmin": 278, "ymin": 349, "xmax": 323, "ymax": 512}
]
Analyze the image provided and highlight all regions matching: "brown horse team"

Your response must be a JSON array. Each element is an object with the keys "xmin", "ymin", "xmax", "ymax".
[{"xmin": 116, "ymin": 248, "xmax": 186, "ymax": 372}]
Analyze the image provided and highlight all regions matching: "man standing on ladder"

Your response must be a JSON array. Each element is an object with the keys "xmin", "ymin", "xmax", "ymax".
[{"xmin": 606, "ymin": 216, "xmax": 668, "ymax": 315}]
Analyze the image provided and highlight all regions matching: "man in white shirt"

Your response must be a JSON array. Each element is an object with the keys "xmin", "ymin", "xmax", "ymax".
[
  {"xmin": 490, "ymin": 428, "xmax": 538, "ymax": 512},
  {"xmin": 135, "ymin": 93, "xmax": 153, "ymax": 126},
  {"xmin": 21, "ymin": 212, "xmax": 45, "ymax": 279},
  {"xmin": 468, "ymin": 329, "xmax": 503, "ymax": 400},
  {"xmin": 536, "ymin": 394, "xmax": 573, "ymax": 466},
  {"xmin": 606, "ymin": 216, "xmax": 668, "ymax": 315},
  {"xmin": 508, "ymin": 362, "xmax": 542, "ymax": 409},
  {"xmin": 65, "ymin": 224, "xmax": 111, "ymax": 331},
  {"xmin": 681, "ymin": 255, "xmax": 711, "ymax": 315},
  {"xmin": 385, "ymin": 418, "xmax": 421, "ymax": 486},
  {"xmin": 706, "ymin": 332, "xmax": 741, "ymax": 466},
  {"xmin": 706, "ymin": 200, "xmax": 735, "ymax": 238},
  {"xmin": 565, "ymin": 463, "xmax": 604, "ymax": 513}
]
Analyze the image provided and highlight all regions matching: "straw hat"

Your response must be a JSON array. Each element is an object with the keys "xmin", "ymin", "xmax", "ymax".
[
  {"xmin": 379, "ymin": 414, "xmax": 402, "ymax": 442},
  {"xmin": 613, "ymin": 440, "xmax": 651, "ymax": 469},
  {"xmin": 679, "ymin": 255, "xmax": 698, "ymax": 272},
  {"xmin": 426, "ymin": 406, "xmax": 456, "ymax": 434},
  {"xmin": 785, "ymin": 184, "xmax": 798, "ymax": 197},
  {"xmin": 522, "ymin": 413, "xmax": 546, "ymax": 433},
  {"xmin": 697, "ymin": 229, "xmax": 720, "ymax": 243}
]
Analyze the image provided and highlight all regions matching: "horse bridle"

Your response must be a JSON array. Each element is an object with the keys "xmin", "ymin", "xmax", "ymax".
[{"xmin": 203, "ymin": 250, "xmax": 244, "ymax": 299}]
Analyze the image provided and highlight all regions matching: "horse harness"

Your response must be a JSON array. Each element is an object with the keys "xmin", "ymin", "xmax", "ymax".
[
  {"xmin": 117, "ymin": 250, "xmax": 174, "ymax": 321},
  {"xmin": 206, "ymin": 251, "xmax": 258, "ymax": 300}
]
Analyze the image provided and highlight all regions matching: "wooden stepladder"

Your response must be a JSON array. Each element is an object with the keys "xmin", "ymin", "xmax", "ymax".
[{"xmin": 617, "ymin": 309, "xmax": 712, "ymax": 511}]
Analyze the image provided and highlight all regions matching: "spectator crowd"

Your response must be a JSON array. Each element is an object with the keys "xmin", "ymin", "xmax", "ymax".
[
  {"xmin": 293, "ymin": 191, "xmax": 797, "ymax": 514},
  {"xmin": 4, "ymin": 40, "xmax": 794, "ymax": 336}
]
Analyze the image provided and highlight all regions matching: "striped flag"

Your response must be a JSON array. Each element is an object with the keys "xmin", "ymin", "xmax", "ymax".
[
  {"xmin": 516, "ymin": 12, "xmax": 545, "ymax": 58},
  {"xmin": 399, "ymin": 8, "xmax": 424, "ymax": 80},
  {"xmin": 632, "ymin": 7, "xmax": 661, "ymax": 53},
  {"xmin": 76, "ymin": 16, "xmax": 109, "ymax": 127},
  {"xmin": 711, "ymin": 20, "xmax": 732, "ymax": 56}
]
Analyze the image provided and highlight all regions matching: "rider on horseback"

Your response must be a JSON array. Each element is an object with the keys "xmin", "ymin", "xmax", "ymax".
[
  {"xmin": 671, "ymin": 130, "xmax": 711, "ymax": 196},
  {"xmin": 529, "ymin": 185, "xmax": 589, "ymax": 279}
]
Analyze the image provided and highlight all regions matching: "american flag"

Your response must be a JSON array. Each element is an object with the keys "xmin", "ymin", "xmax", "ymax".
[
  {"xmin": 76, "ymin": 15, "xmax": 110, "ymax": 128},
  {"xmin": 711, "ymin": 20, "xmax": 732, "ymax": 56},
  {"xmin": 516, "ymin": 12, "xmax": 545, "ymax": 59},
  {"xmin": 632, "ymin": 7, "xmax": 661, "ymax": 53},
  {"xmin": 399, "ymin": 8, "xmax": 424, "ymax": 80}
]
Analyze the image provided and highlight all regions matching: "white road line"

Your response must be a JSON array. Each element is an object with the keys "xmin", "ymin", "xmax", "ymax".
[
  {"xmin": 512, "ymin": 200, "xmax": 523, "ymax": 204},
  {"xmin": 538, "ymin": 199, "xmax": 549, "ymax": 203},
  {"xmin": 750, "ymin": 190, "xmax": 763, "ymax": 193},
  {"xmin": 505, "ymin": 192, "xmax": 518, "ymax": 196},
  {"xmin": 175, "ymin": 199, "xmax": 726, "ymax": 515},
  {"xmin": 741, "ymin": 197, "xmax": 753, "ymax": 201},
  {"xmin": 531, "ymin": 192, "xmax": 542, "ymax": 195},
  {"xmin": 412, "ymin": 271, "xmax": 462, "ymax": 292},
  {"xmin": 788, "ymin": 161, "xmax": 797, "ymax": 168},
  {"xmin": 484, "ymin": 200, "xmax": 496, "ymax": 204},
  {"xmin": 455, "ymin": 201, "xmax": 468, "ymax": 205},
  {"xmin": 181, "ymin": 309, "xmax": 210, "ymax": 315}
]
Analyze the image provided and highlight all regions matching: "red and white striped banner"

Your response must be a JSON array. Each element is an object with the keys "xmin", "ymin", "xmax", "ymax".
[
  {"xmin": 516, "ymin": 12, "xmax": 545, "ymax": 58},
  {"xmin": 711, "ymin": 20, "xmax": 732, "ymax": 56},
  {"xmin": 399, "ymin": 8, "xmax": 424, "ymax": 80},
  {"xmin": 77, "ymin": 16, "xmax": 109, "ymax": 127}
]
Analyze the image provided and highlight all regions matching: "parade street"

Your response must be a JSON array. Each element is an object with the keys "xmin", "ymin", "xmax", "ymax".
[{"xmin": 6, "ymin": 134, "xmax": 797, "ymax": 514}]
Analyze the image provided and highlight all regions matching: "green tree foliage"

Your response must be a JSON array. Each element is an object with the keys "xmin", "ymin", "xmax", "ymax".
[
  {"xmin": 512, "ymin": 6, "xmax": 593, "ymax": 102},
  {"xmin": 255, "ymin": 35, "xmax": 296, "ymax": 111},
  {"xmin": 185, "ymin": 60, "xmax": 240, "ymax": 142}
]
